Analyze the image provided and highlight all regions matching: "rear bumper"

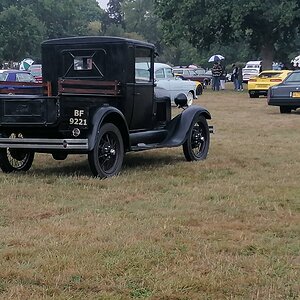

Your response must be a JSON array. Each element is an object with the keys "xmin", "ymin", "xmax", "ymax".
[
  {"xmin": 0, "ymin": 138, "xmax": 89, "ymax": 150},
  {"xmin": 268, "ymin": 97, "xmax": 300, "ymax": 107},
  {"xmin": 249, "ymin": 89, "xmax": 268, "ymax": 95}
]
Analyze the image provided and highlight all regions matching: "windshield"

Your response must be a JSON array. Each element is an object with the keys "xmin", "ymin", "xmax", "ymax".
[{"xmin": 243, "ymin": 69, "xmax": 258, "ymax": 74}]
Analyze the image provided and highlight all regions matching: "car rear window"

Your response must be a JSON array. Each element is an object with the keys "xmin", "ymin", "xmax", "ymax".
[
  {"xmin": 258, "ymin": 72, "xmax": 281, "ymax": 78},
  {"xmin": 285, "ymin": 72, "xmax": 300, "ymax": 82}
]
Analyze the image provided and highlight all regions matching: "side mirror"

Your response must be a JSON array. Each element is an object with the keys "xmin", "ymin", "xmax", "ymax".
[{"xmin": 174, "ymin": 93, "xmax": 188, "ymax": 108}]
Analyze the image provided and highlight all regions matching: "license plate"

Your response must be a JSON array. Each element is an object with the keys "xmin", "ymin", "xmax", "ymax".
[
  {"xmin": 257, "ymin": 84, "xmax": 268, "ymax": 88},
  {"xmin": 292, "ymin": 91, "xmax": 300, "ymax": 98}
]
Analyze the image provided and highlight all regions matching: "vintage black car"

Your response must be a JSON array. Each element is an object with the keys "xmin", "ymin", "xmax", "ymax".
[
  {"xmin": 268, "ymin": 70, "xmax": 300, "ymax": 113},
  {"xmin": 0, "ymin": 36, "xmax": 212, "ymax": 178}
]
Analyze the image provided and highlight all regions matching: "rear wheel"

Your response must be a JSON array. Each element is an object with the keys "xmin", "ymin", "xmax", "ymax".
[
  {"xmin": 280, "ymin": 106, "xmax": 291, "ymax": 114},
  {"xmin": 183, "ymin": 115, "xmax": 210, "ymax": 161},
  {"xmin": 0, "ymin": 133, "xmax": 34, "ymax": 173},
  {"xmin": 88, "ymin": 123, "xmax": 124, "ymax": 178}
]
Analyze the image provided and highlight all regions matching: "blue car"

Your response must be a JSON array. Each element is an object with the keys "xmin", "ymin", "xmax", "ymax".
[{"xmin": 0, "ymin": 70, "xmax": 43, "ymax": 95}]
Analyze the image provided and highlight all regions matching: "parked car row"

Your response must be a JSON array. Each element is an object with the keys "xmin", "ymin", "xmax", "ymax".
[{"xmin": 248, "ymin": 70, "xmax": 291, "ymax": 98}]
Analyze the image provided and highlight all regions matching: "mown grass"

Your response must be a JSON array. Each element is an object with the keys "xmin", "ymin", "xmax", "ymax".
[{"xmin": 0, "ymin": 84, "xmax": 299, "ymax": 299}]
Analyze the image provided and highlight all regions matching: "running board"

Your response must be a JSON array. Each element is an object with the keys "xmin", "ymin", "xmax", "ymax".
[{"xmin": 0, "ymin": 138, "xmax": 89, "ymax": 150}]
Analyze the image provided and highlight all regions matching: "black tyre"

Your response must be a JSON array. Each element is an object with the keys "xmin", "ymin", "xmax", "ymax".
[
  {"xmin": 249, "ymin": 92, "xmax": 259, "ymax": 98},
  {"xmin": 280, "ymin": 106, "xmax": 291, "ymax": 114},
  {"xmin": 196, "ymin": 84, "xmax": 203, "ymax": 95},
  {"xmin": 0, "ymin": 133, "xmax": 34, "ymax": 173},
  {"xmin": 183, "ymin": 115, "xmax": 210, "ymax": 161},
  {"xmin": 88, "ymin": 123, "xmax": 124, "ymax": 178}
]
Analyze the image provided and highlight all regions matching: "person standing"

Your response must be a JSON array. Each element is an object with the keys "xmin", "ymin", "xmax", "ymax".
[
  {"xmin": 237, "ymin": 66, "xmax": 243, "ymax": 91},
  {"xmin": 220, "ymin": 64, "xmax": 226, "ymax": 90},
  {"xmin": 232, "ymin": 64, "xmax": 238, "ymax": 91},
  {"xmin": 211, "ymin": 62, "xmax": 222, "ymax": 91}
]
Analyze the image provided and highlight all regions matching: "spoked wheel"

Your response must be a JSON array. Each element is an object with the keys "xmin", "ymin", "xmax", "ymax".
[
  {"xmin": 88, "ymin": 123, "xmax": 124, "ymax": 178},
  {"xmin": 187, "ymin": 91, "xmax": 194, "ymax": 106},
  {"xmin": 183, "ymin": 115, "xmax": 210, "ymax": 161},
  {"xmin": 0, "ymin": 133, "xmax": 34, "ymax": 173}
]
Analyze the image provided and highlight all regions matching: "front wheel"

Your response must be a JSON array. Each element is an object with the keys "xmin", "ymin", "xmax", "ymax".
[
  {"xmin": 0, "ymin": 133, "xmax": 34, "ymax": 173},
  {"xmin": 88, "ymin": 123, "xmax": 124, "ymax": 178},
  {"xmin": 196, "ymin": 84, "xmax": 203, "ymax": 95},
  {"xmin": 183, "ymin": 115, "xmax": 210, "ymax": 161},
  {"xmin": 187, "ymin": 91, "xmax": 194, "ymax": 106}
]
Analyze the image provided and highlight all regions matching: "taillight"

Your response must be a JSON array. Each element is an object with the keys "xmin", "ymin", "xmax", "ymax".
[
  {"xmin": 270, "ymin": 79, "xmax": 282, "ymax": 82},
  {"xmin": 249, "ymin": 79, "xmax": 257, "ymax": 82}
]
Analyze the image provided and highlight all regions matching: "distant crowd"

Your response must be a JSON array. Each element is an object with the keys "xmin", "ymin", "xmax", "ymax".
[{"xmin": 211, "ymin": 61, "xmax": 244, "ymax": 92}]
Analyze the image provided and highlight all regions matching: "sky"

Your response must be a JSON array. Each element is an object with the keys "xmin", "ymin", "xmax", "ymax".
[{"xmin": 97, "ymin": 0, "xmax": 108, "ymax": 9}]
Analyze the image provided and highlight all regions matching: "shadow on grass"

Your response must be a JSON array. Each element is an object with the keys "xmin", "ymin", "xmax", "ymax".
[{"xmin": 31, "ymin": 150, "xmax": 185, "ymax": 178}]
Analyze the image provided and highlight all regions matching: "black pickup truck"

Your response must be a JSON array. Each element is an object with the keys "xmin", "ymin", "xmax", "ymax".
[{"xmin": 0, "ymin": 36, "xmax": 212, "ymax": 178}]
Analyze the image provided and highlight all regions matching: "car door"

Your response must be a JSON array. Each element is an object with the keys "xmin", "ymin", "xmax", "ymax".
[{"xmin": 130, "ymin": 47, "xmax": 154, "ymax": 131}]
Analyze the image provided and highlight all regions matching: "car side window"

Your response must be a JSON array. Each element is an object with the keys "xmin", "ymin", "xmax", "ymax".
[
  {"xmin": 0, "ymin": 73, "xmax": 8, "ymax": 81},
  {"xmin": 16, "ymin": 73, "xmax": 35, "ymax": 82},
  {"xmin": 165, "ymin": 68, "xmax": 173, "ymax": 78},
  {"xmin": 135, "ymin": 47, "xmax": 151, "ymax": 82},
  {"xmin": 155, "ymin": 69, "xmax": 165, "ymax": 79}
]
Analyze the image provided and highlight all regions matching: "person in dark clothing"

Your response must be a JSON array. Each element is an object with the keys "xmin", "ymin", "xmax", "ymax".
[
  {"xmin": 211, "ymin": 62, "xmax": 223, "ymax": 91},
  {"xmin": 232, "ymin": 64, "xmax": 238, "ymax": 91},
  {"xmin": 237, "ymin": 67, "xmax": 243, "ymax": 91}
]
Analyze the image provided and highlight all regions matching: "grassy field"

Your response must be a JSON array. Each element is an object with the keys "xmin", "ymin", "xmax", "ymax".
[{"xmin": 0, "ymin": 85, "xmax": 299, "ymax": 299}]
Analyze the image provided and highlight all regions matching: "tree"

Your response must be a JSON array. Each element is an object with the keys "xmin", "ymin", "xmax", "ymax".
[
  {"xmin": 0, "ymin": 6, "xmax": 45, "ymax": 61},
  {"xmin": 155, "ymin": 0, "xmax": 300, "ymax": 70}
]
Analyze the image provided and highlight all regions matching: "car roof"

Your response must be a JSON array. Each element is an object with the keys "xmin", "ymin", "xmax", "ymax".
[
  {"xmin": 42, "ymin": 36, "xmax": 155, "ymax": 50},
  {"xmin": 154, "ymin": 63, "xmax": 172, "ymax": 71},
  {"xmin": 0, "ymin": 69, "xmax": 30, "ymax": 73}
]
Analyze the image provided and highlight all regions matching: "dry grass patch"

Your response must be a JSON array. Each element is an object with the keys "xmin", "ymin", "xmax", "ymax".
[{"xmin": 0, "ymin": 86, "xmax": 299, "ymax": 299}]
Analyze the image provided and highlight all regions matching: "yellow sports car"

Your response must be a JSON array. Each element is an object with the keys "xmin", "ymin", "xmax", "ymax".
[{"xmin": 248, "ymin": 70, "xmax": 291, "ymax": 98}]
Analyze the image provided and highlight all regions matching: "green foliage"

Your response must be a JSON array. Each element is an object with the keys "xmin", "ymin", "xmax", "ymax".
[
  {"xmin": 155, "ymin": 0, "xmax": 300, "ymax": 68},
  {"xmin": 0, "ymin": 0, "xmax": 104, "ymax": 61},
  {"xmin": 0, "ymin": 6, "xmax": 45, "ymax": 61}
]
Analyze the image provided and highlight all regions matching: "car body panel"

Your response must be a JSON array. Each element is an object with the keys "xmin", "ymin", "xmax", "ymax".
[{"xmin": 248, "ymin": 70, "xmax": 291, "ymax": 97}]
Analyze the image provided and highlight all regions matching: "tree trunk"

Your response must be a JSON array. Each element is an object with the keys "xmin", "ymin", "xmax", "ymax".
[{"xmin": 260, "ymin": 42, "xmax": 274, "ymax": 71}]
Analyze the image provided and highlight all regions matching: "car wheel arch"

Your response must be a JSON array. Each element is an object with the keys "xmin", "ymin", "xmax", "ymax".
[{"xmin": 88, "ymin": 107, "xmax": 130, "ymax": 152}]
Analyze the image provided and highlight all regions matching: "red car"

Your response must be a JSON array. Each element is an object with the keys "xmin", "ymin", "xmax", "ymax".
[{"xmin": 28, "ymin": 64, "xmax": 42, "ymax": 83}]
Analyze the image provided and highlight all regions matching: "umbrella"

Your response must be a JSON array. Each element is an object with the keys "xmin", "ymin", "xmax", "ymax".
[
  {"xmin": 19, "ymin": 58, "xmax": 34, "ymax": 71},
  {"xmin": 208, "ymin": 54, "xmax": 225, "ymax": 62}
]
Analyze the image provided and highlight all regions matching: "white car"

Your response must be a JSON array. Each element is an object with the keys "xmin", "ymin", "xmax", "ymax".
[
  {"xmin": 154, "ymin": 63, "xmax": 197, "ymax": 105},
  {"xmin": 242, "ymin": 68, "xmax": 260, "ymax": 83}
]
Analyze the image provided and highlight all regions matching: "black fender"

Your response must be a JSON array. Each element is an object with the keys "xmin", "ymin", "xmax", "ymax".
[
  {"xmin": 87, "ymin": 106, "xmax": 130, "ymax": 151},
  {"xmin": 163, "ymin": 105, "xmax": 211, "ymax": 147}
]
